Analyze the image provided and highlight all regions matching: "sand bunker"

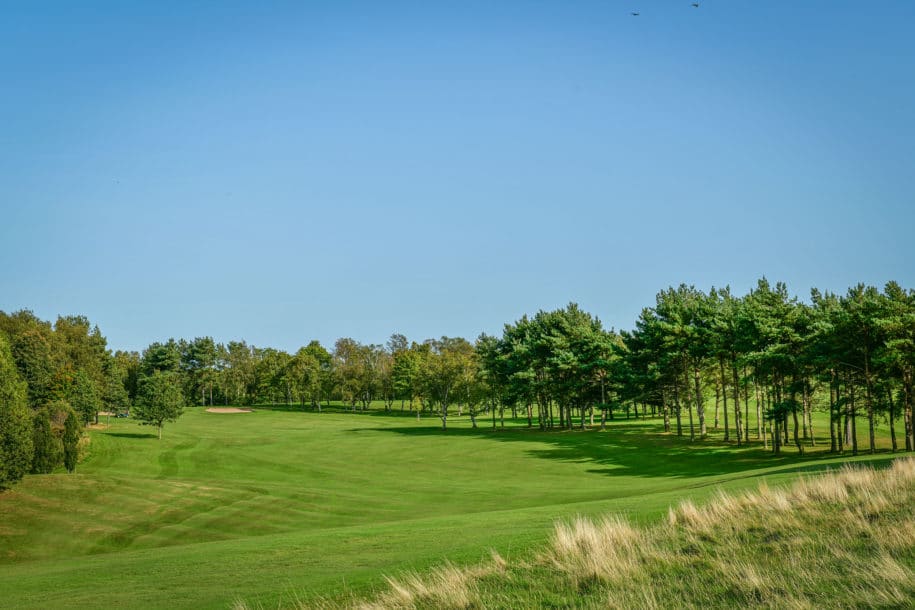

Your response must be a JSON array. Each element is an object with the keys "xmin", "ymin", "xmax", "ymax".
[{"xmin": 205, "ymin": 407, "xmax": 253, "ymax": 413}]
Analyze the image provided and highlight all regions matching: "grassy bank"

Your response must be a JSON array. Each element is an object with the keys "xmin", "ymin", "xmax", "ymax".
[{"xmin": 353, "ymin": 458, "xmax": 915, "ymax": 609}]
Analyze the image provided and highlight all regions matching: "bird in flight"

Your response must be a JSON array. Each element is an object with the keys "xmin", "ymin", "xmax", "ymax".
[
  {"xmin": 631, "ymin": 11, "xmax": 640, "ymax": 16},
  {"xmin": 692, "ymin": 2, "xmax": 700, "ymax": 7}
]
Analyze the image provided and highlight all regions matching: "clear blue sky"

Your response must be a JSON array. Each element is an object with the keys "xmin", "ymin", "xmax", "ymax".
[{"xmin": 2, "ymin": 1, "xmax": 914, "ymax": 353}]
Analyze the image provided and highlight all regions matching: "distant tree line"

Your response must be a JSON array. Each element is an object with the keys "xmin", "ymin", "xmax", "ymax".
[{"xmin": 1, "ymin": 278, "xmax": 913, "ymax": 490}]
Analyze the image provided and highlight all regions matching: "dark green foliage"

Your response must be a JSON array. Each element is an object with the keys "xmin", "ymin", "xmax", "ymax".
[
  {"xmin": 103, "ymin": 357, "xmax": 131, "ymax": 415},
  {"xmin": 63, "ymin": 410, "xmax": 80, "ymax": 473},
  {"xmin": 70, "ymin": 369, "xmax": 100, "ymax": 425},
  {"xmin": 0, "ymin": 333, "xmax": 34, "ymax": 489},
  {"xmin": 140, "ymin": 340, "xmax": 182, "ymax": 377},
  {"xmin": 30, "ymin": 408, "xmax": 58, "ymax": 474},
  {"xmin": 3, "ymin": 277, "xmax": 915, "ymax": 472},
  {"xmin": 134, "ymin": 371, "xmax": 185, "ymax": 439}
]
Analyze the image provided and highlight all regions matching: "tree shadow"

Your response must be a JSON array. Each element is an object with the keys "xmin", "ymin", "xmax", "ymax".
[
  {"xmin": 357, "ymin": 420, "xmax": 899, "ymax": 481},
  {"xmin": 256, "ymin": 403, "xmax": 431, "ymax": 418},
  {"xmin": 102, "ymin": 431, "xmax": 158, "ymax": 439}
]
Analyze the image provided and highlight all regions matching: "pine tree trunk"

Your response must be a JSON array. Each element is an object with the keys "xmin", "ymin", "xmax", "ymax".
[
  {"xmin": 674, "ymin": 384, "xmax": 683, "ymax": 437},
  {"xmin": 850, "ymin": 383, "xmax": 858, "ymax": 455},
  {"xmin": 662, "ymin": 388, "xmax": 671, "ymax": 433},
  {"xmin": 714, "ymin": 379, "xmax": 720, "ymax": 432},
  {"xmin": 865, "ymin": 351, "xmax": 876, "ymax": 454},
  {"xmin": 887, "ymin": 388, "xmax": 897, "ymax": 452},
  {"xmin": 791, "ymin": 379, "xmax": 803, "ymax": 455},
  {"xmin": 904, "ymin": 371, "xmax": 914, "ymax": 452},
  {"xmin": 731, "ymin": 360, "xmax": 741, "ymax": 446},
  {"xmin": 743, "ymin": 369, "xmax": 750, "ymax": 442},
  {"xmin": 720, "ymin": 359, "xmax": 729, "ymax": 442},
  {"xmin": 805, "ymin": 379, "xmax": 815, "ymax": 446},
  {"xmin": 754, "ymin": 376, "xmax": 763, "ymax": 440},
  {"xmin": 770, "ymin": 378, "xmax": 784, "ymax": 453},
  {"xmin": 801, "ymin": 383, "xmax": 808, "ymax": 440},
  {"xmin": 829, "ymin": 372, "xmax": 837, "ymax": 453},
  {"xmin": 694, "ymin": 366, "xmax": 705, "ymax": 438}
]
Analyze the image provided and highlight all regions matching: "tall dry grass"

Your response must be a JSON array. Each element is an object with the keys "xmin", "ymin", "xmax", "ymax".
[{"xmin": 350, "ymin": 458, "xmax": 915, "ymax": 609}]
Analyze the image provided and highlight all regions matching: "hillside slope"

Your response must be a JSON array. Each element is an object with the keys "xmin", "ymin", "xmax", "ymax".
[{"xmin": 352, "ymin": 458, "xmax": 915, "ymax": 609}]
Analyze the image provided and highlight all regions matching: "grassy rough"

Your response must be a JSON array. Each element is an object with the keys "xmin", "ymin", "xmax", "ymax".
[
  {"xmin": 353, "ymin": 458, "xmax": 915, "ymax": 609},
  {"xmin": 0, "ymin": 405, "xmax": 905, "ymax": 608}
]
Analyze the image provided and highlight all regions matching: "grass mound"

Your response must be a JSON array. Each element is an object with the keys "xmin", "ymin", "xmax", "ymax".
[{"xmin": 348, "ymin": 458, "xmax": 915, "ymax": 609}]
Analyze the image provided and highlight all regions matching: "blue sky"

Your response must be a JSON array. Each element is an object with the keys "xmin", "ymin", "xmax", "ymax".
[{"xmin": 2, "ymin": 1, "xmax": 914, "ymax": 352}]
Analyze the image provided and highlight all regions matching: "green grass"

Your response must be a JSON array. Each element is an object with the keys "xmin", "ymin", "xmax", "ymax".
[
  {"xmin": 358, "ymin": 458, "xmax": 915, "ymax": 609},
  {"xmin": 0, "ymin": 404, "xmax": 904, "ymax": 608}
]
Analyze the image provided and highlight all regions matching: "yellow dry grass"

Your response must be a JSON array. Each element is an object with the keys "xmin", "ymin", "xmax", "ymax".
[{"xmin": 352, "ymin": 458, "xmax": 915, "ymax": 609}]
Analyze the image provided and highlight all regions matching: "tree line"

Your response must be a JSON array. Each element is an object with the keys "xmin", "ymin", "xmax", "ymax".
[{"xmin": 1, "ymin": 278, "xmax": 913, "ymax": 490}]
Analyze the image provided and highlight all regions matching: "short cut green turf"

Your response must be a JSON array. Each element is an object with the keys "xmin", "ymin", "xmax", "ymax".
[{"xmin": 0, "ymin": 405, "xmax": 899, "ymax": 608}]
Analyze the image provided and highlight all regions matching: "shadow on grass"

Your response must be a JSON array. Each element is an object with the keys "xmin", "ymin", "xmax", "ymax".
[
  {"xmin": 356, "ymin": 419, "xmax": 900, "ymax": 482},
  {"xmin": 102, "ymin": 432, "xmax": 158, "ymax": 439},
  {"xmin": 255, "ymin": 403, "xmax": 427, "ymax": 418}
]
